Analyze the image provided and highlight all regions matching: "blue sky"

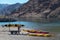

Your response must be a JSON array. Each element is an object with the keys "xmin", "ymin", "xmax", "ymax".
[{"xmin": 0, "ymin": 0, "xmax": 29, "ymax": 4}]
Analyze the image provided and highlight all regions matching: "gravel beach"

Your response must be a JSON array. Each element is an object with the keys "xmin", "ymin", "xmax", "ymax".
[{"xmin": 0, "ymin": 27, "xmax": 60, "ymax": 40}]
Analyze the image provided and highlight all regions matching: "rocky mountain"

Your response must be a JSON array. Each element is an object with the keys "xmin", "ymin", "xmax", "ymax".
[
  {"xmin": 0, "ymin": 0, "xmax": 60, "ymax": 22},
  {"xmin": 19, "ymin": 0, "xmax": 60, "ymax": 17},
  {"xmin": 0, "ymin": 3, "xmax": 22, "ymax": 22},
  {"xmin": 0, "ymin": 4, "xmax": 9, "ymax": 10},
  {"xmin": 9, "ymin": 0, "xmax": 60, "ymax": 21},
  {"xmin": 0, "ymin": 3, "xmax": 22, "ymax": 15}
]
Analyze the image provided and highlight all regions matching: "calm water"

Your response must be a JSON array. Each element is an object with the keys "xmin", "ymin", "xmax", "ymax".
[{"xmin": 0, "ymin": 21, "xmax": 60, "ymax": 32}]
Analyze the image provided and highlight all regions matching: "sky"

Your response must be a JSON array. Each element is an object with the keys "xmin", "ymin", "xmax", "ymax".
[{"xmin": 0, "ymin": 0, "xmax": 29, "ymax": 4}]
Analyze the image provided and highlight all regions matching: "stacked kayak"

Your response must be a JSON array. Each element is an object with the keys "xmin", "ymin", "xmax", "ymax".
[
  {"xmin": 23, "ymin": 29, "xmax": 52, "ymax": 37},
  {"xmin": 29, "ymin": 33, "xmax": 52, "ymax": 37}
]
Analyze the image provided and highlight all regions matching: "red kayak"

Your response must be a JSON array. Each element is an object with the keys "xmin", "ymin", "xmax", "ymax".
[
  {"xmin": 29, "ymin": 31, "xmax": 49, "ymax": 34},
  {"xmin": 35, "ymin": 31, "xmax": 49, "ymax": 34},
  {"xmin": 23, "ymin": 30, "xmax": 49, "ymax": 34}
]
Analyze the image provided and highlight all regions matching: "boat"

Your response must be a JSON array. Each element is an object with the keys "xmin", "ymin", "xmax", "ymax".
[
  {"xmin": 23, "ymin": 29, "xmax": 52, "ymax": 37},
  {"xmin": 28, "ymin": 33, "xmax": 52, "ymax": 37},
  {"xmin": 23, "ymin": 29, "xmax": 49, "ymax": 34}
]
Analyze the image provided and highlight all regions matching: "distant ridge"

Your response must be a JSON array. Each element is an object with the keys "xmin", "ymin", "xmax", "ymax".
[
  {"xmin": 11, "ymin": 0, "xmax": 60, "ymax": 21},
  {"xmin": 0, "ymin": 0, "xmax": 60, "ymax": 22},
  {"xmin": 0, "ymin": 3, "xmax": 22, "ymax": 15},
  {"xmin": 0, "ymin": 4, "xmax": 9, "ymax": 10}
]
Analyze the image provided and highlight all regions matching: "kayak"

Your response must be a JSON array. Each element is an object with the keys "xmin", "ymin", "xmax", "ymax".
[
  {"xmin": 23, "ymin": 29, "xmax": 42, "ymax": 33},
  {"xmin": 28, "ymin": 33, "xmax": 52, "ymax": 37},
  {"xmin": 36, "ymin": 32, "xmax": 49, "ymax": 34},
  {"xmin": 23, "ymin": 29, "xmax": 49, "ymax": 34},
  {"xmin": 44, "ymin": 34, "xmax": 52, "ymax": 37},
  {"xmin": 22, "ymin": 29, "xmax": 52, "ymax": 37},
  {"xmin": 29, "ymin": 33, "xmax": 44, "ymax": 37}
]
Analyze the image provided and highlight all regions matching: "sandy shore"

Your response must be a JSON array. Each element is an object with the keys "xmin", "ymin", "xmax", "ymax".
[{"xmin": 0, "ymin": 27, "xmax": 60, "ymax": 40}]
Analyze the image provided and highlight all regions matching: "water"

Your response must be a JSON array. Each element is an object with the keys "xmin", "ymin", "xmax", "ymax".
[
  {"xmin": 0, "ymin": 21, "xmax": 60, "ymax": 32},
  {"xmin": 0, "ymin": 21, "xmax": 60, "ymax": 40}
]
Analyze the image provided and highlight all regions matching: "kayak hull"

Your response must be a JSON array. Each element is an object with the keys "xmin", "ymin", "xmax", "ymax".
[{"xmin": 28, "ymin": 34, "xmax": 52, "ymax": 37}]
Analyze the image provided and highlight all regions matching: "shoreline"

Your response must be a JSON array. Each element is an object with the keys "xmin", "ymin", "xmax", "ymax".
[{"xmin": 0, "ymin": 27, "xmax": 60, "ymax": 40}]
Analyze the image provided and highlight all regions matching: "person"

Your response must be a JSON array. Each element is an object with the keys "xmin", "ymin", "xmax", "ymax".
[{"xmin": 15, "ymin": 24, "xmax": 24, "ymax": 35}]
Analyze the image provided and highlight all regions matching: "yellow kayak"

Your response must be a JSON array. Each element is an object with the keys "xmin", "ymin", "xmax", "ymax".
[
  {"xmin": 28, "ymin": 33, "xmax": 52, "ymax": 37},
  {"xmin": 44, "ymin": 34, "xmax": 52, "ymax": 37}
]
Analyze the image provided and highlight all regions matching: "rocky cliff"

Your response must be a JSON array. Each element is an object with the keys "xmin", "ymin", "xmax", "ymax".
[
  {"xmin": 1, "ymin": 0, "xmax": 60, "ymax": 22},
  {"xmin": 0, "ymin": 3, "xmax": 22, "ymax": 15},
  {"xmin": 19, "ymin": 0, "xmax": 60, "ymax": 18},
  {"xmin": 10, "ymin": 0, "xmax": 60, "ymax": 20}
]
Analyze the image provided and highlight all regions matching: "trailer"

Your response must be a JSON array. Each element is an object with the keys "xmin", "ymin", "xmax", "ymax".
[
  {"xmin": 3, "ymin": 24, "xmax": 24, "ymax": 35},
  {"xmin": 9, "ymin": 26, "xmax": 19, "ymax": 35}
]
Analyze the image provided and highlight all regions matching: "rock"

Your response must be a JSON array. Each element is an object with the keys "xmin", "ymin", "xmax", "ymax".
[
  {"xmin": 0, "ymin": 0, "xmax": 60, "ymax": 22},
  {"xmin": 18, "ymin": 0, "xmax": 60, "ymax": 19}
]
